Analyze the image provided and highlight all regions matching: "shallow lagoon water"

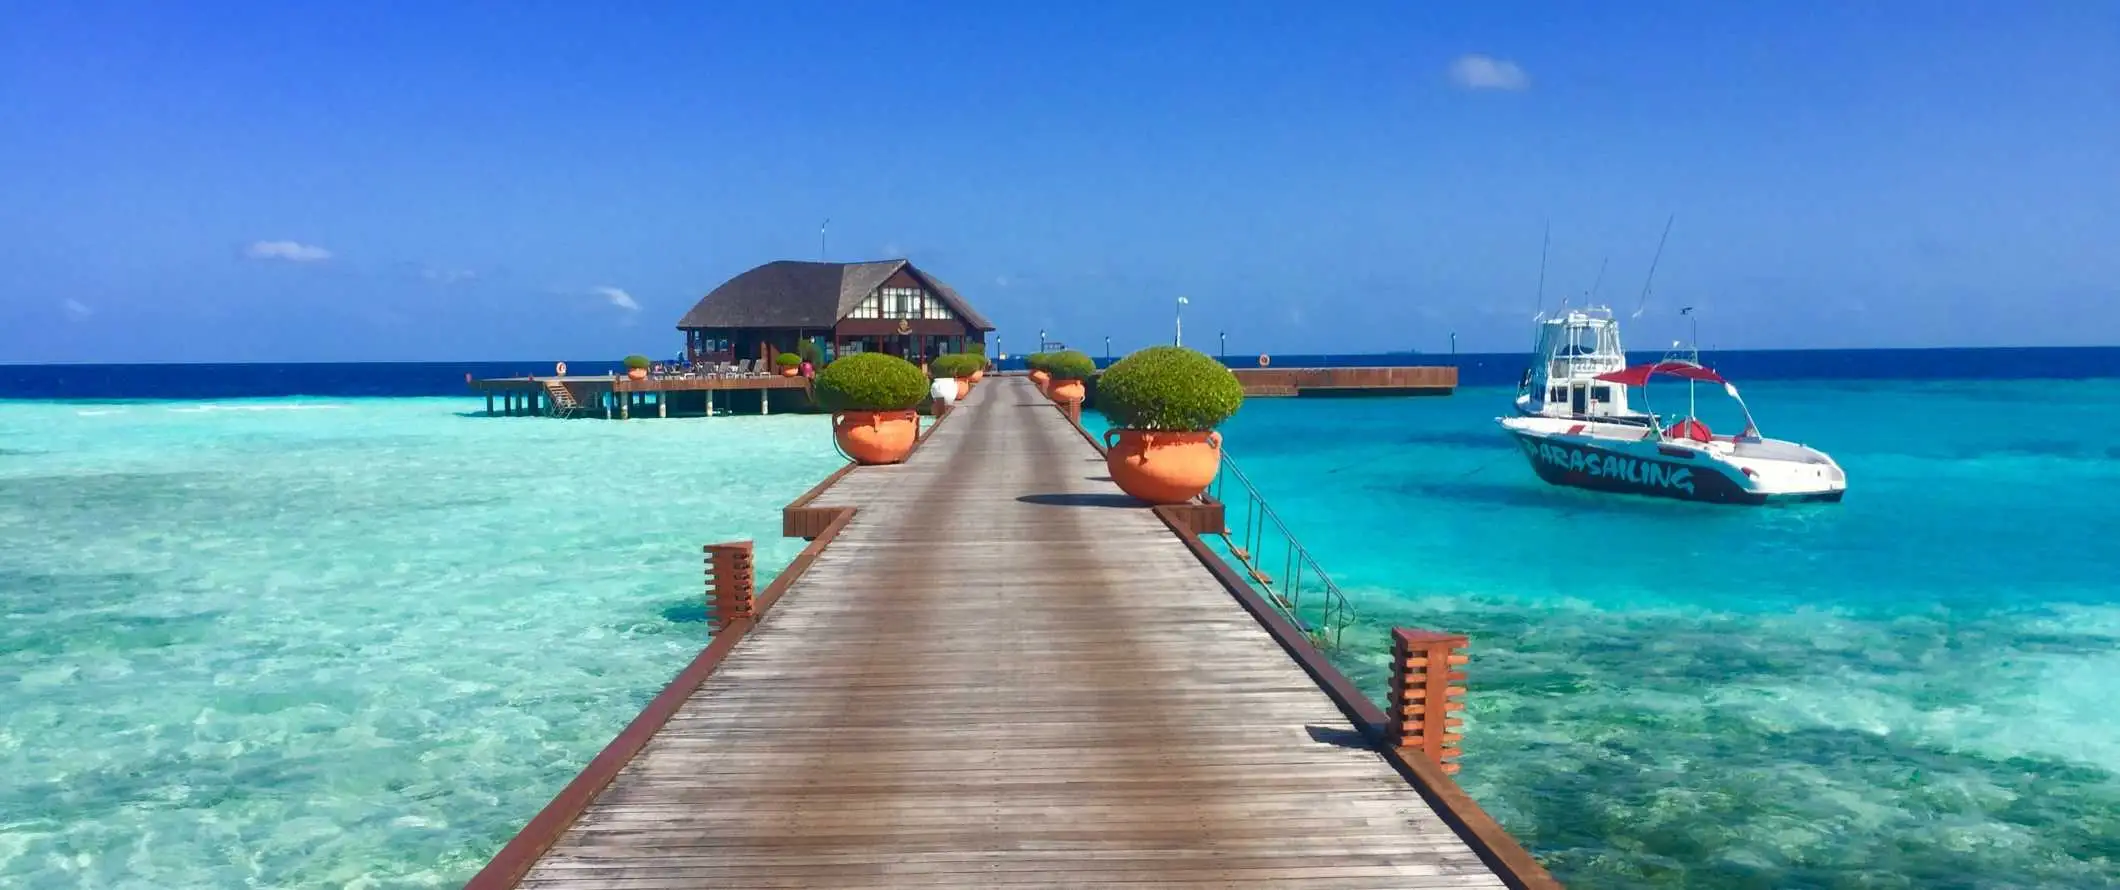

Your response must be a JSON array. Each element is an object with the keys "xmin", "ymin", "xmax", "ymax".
[
  {"xmin": 1102, "ymin": 380, "xmax": 2120, "ymax": 888},
  {"xmin": 0, "ymin": 399, "xmax": 846, "ymax": 887},
  {"xmin": 4, "ymin": 380, "xmax": 2118, "ymax": 888}
]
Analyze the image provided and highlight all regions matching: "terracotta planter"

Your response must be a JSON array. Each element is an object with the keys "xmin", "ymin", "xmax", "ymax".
[
  {"xmin": 955, "ymin": 379, "xmax": 971, "ymax": 400},
  {"xmin": 779, "ymin": 366, "xmax": 799, "ymax": 377},
  {"xmin": 1103, "ymin": 429, "xmax": 1223, "ymax": 504},
  {"xmin": 1028, "ymin": 369, "xmax": 1050, "ymax": 392},
  {"xmin": 969, "ymin": 369, "xmax": 985, "ymax": 383},
  {"xmin": 833, "ymin": 410, "xmax": 920, "ymax": 465},
  {"xmin": 627, "ymin": 367, "xmax": 648, "ymax": 380},
  {"xmin": 1048, "ymin": 379, "xmax": 1085, "ymax": 405}
]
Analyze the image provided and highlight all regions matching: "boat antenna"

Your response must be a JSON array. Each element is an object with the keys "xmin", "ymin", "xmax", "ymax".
[
  {"xmin": 1586, "ymin": 255, "xmax": 1607, "ymax": 303},
  {"xmin": 1631, "ymin": 213, "xmax": 1675, "ymax": 318},
  {"xmin": 1534, "ymin": 221, "xmax": 1550, "ymax": 317}
]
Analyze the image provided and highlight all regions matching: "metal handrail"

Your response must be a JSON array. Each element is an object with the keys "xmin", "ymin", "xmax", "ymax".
[{"xmin": 1208, "ymin": 452, "xmax": 1357, "ymax": 649}]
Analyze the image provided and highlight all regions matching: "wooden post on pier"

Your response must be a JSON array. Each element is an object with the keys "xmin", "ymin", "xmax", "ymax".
[
  {"xmin": 658, "ymin": 394, "xmax": 667, "ymax": 418},
  {"xmin": 1060, "ymin": 401, "xmax": 1081, "ymax": 425},
  {"xmin": 703, "ymin": 541, "xmax": 756, "ymax": 632},
  {"xmin": 1389, "ymin": 628, "xmax": 1469, "ymax": 774}
]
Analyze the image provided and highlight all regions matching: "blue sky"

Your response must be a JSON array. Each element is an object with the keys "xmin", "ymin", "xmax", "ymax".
[{"xmin": 2, "ymin": 1, "xmax": 2114, "ymax": 362}]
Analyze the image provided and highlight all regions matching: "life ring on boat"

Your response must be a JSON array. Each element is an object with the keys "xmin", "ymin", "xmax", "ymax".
[
  {"xmin": 1258, "ymin": 354, "xmax": 1271, "ymax": 367},
  {"xmin": 555, "ymin": 361, "xmax": 568, "ymax": 376}
]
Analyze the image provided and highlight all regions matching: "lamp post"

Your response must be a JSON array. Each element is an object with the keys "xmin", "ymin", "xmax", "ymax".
[
  {"xmin": 1175, "ymin": 296, "xmax": 1189, "ymax": 346},
  {"xmin": 1103, "ymin": 335, "xmax": 1111, "ymax": 362},
  {"xmin": 1038, "ymin": 328, "xmax": 1047, "ymax": 353},
  {"xmin": 994, "ymin": 335, "xmax": 1002, "ymax": 362},
  {"xmin": 1219, "ymin": 330, "xmax": 1226, "ymax": 358}
]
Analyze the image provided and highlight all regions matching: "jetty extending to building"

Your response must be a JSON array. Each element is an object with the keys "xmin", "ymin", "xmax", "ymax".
[
  {"xmin": 465, "ymin": 376, "xmax": 1554, "ymax": 889},
  {"xmin": 467, "ymin": 364, "xmax": 1457, "ymax": 419}
]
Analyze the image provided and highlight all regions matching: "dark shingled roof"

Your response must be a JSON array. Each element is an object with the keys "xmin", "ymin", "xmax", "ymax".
[{"xmin": 677, "ymin": 260, "xmax": 993, "ymax": 331}]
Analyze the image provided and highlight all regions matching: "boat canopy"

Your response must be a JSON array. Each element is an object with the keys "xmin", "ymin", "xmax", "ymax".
[{"xmin": 1594, "ymin": 360, "xmax": 1728, "ymax": 387}]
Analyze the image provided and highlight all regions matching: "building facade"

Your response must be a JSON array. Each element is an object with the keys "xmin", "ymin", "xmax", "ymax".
[{"xmin": 678, "ymin": 260, "xmax": 993, "ymax": 367}]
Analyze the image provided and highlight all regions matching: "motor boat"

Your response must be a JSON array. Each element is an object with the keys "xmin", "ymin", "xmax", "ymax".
[
  {"xmin": 1499, "ymin": 358, "xmax": 1847, "ymax": 505},
  {"xmin": 1514, "ymin": 306, "xmax": 1656, "ymax": 425}
]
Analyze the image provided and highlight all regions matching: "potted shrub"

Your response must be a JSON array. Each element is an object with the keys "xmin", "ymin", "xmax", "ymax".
[
  {"xmin": 966, "ymin": 343, "xmax": 987, "ymax": 383},
  {"xmin": 930, "ymin": 353, "xmax": 977, "ymax": 401},
  {"xmin": 623, "ymin": 354, "xmax": 650, "ymax": 380},
  {"xmin": 1095, "ymin": 346, "xmax": 1243, "ymax": 504},
  {"xmin": 1043, "ymin": 350, "xmax": 1094, "ymax": 405},
  {"xmin": 815, "ymin": 353, "xmax": 929, "ymax": 465},
  {"xmin": 1026, "ymin": 352, "xmax": 1051, "ymax": 393},
  {"xmin": 774, "ymin": 352, "xmax": 802, "ymax": 377}
]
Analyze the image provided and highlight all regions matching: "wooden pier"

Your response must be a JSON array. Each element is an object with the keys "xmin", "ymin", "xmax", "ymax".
[
  {"xmin": 1230, "ymin": 366, "xmax": 1456, "ymax": 397},
  {"xmin": 467, "ymin": 376, "xmax": 1554, "ymax": 889},
  {"xmin": 468, "ymin": 375, "xmax": 812, "ymax": 419}
]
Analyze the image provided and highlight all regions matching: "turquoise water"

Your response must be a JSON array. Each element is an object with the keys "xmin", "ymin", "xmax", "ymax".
[
  {"xmin": 5, "ymin": 383, "xmax": 2117, "ymax": 888},
  {"xmin": 0, "ymin": 399, "xmax": 847, "ymax": 887},
  {"xmin": 1097, "ymin": 380, "xmax": 2120, "ymax": 888}
]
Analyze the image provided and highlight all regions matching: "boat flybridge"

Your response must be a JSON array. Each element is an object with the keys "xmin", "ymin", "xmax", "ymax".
[
  {"xmin": 1499, "ymin": 357, "xmax": 1848, "ymax": 505},
  {"xmin": 1514, "ymin": 306, "xmax": 1655, "ymax": 425}
]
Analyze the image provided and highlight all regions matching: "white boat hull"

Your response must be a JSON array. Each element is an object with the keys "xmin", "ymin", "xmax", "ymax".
[{"xmin": 1500, "ymin": 416, "xmax": 1846, "ymax": 505}]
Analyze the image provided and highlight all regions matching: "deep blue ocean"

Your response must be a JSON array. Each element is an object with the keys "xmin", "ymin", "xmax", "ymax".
[
  {"xmin": 5, "ymin": 346, "xmax": 2115, "ymax": 400},
  {"xmin": 4, "ymin": 347, "xmax": 2118, "ymax": 888}
]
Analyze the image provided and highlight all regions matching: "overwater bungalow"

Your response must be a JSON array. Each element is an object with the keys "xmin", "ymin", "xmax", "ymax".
[{"xmin": 678, "ymin": 259, "xmax": 994, "ymax": 367}]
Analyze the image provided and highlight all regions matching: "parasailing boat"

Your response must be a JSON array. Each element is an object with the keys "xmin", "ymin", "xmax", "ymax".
[{"xmin": 1498, "ymin": 358, "xmax": 1847, "ymax": 505}]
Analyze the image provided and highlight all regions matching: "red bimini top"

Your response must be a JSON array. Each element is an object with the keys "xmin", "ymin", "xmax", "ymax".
[{"xmin": 1594, "ymin": 360, "xmax": 1728, "ymax": 387}]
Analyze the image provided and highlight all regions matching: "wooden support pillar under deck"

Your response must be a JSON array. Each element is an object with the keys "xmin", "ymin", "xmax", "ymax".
[
  {"xmin": 485, "ymin": 392, "xmax": 494, "ymax": 416},
  {"xmin": 1389, "ymin": 628, "xmax": 1470, "ymax": 774},
  {"xmin": 703, "ymin": 541, "xmax": 756, "ymax": 632},
  {"xmin": 658, "ymin": 393, "xmax": 667, "ymax": 418}
]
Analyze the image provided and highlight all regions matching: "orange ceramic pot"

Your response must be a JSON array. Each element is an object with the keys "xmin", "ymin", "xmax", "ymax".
[
  {"xmin": 969, "ymin": 369, "xmax": 985, "ymax": 383},
  {"xmin": 1104, "ymin": 429, "xmax": 1223, "ymax": 504},
  {"xmin": 833, "ymin": 410, "xmax": 920, "ymax": 465},
  {"xmin": 627, "ymin": 367, "xmax": 648, "ymax": 380},
  {"xmin": 1028, "ymin": 369, "xmax": 1050, "ymax": 392},
  {"xmin": 955, "ymin": 379, "xmax": 971, "ymax": 400},
  {"xmin": 1048, "ymin": 379, "xmax": 1085, "ymax": 405},
  {"xmin": 779, "ymin": 366, "xmax": 799, "ymax": 377}
]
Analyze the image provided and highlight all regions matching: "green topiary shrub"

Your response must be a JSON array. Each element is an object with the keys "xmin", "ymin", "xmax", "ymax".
[
  {"xmin": 774, "ymin": 352, "xmax": 801, "ymax": 368},
  {"xmin": 796, "ymin": 340, "xmax": 823, "ymax": 365},
  {"xmin": 814, "ymin": 353, "xmax": 929, "ymax": 412},
  {"xmin": 929, "ymin": 353, "xmax": 979, "ymax": 379},
  {"xmin": 1095, "ymin": 346, "xmax": 1243, "ymax": 431},
  {"xmin": 1044, "ymin": 350, "xmax": 1096, "ymax": 381},
  {"xmin": 623, "ymin": 354, "xmax": 651, "ymax": 370},
  {"xmin": 1026, "ymin": 352, "xmax": 1050, "ymax": 373}
]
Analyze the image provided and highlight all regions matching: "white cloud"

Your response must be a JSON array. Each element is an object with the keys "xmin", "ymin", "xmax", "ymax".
[
  {"xmin": 61, "ymin": 298, "xmax": 92, "ymax": 321},
  {"xmin": 1448, "ymin": 54, "xmax": 1530, "ymax": 91},
  {"xmin": 246, "ymin": 240, "xmax": 333, "ymax": 262},
  {"xmin": 593, "ymin": 286, "xmax": 639, "ymax": 312}
]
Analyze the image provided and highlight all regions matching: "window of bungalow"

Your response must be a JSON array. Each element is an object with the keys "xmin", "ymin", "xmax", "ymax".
[{"xmin": 851, "ymin": 294, "xmax": 881, "ymax": 319}]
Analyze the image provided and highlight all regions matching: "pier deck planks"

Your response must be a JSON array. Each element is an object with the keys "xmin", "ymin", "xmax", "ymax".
[{"xmin": 513, "ymin": 377, "xmax": 1507, "ymax": 889}]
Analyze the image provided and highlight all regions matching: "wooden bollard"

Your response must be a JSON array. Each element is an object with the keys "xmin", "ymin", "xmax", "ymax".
[
  {"xmin": 1389, "ymin": 628, "xmax": 1470, "ymax": 774},
  {"xmin": 704, "ymin": 541, "xmax": 756, "ymax": 632},
  {"xmin": 1060, "ymin": 401, "xmax": 1081, "ymax": 425}
]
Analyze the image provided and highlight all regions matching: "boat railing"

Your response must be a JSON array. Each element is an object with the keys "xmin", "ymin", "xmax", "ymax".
[{"xmin": 1207, "ymin": 452, "xmax": 1357, "ymax": 649}]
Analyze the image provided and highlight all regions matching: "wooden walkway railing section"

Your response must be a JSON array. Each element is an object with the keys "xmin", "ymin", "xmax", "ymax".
[{"xmin": 466, "ymin": 376, "xmax": 1559, "ymax": 890}]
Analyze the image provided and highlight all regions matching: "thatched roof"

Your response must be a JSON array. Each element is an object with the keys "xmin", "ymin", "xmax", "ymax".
[{"xmin": 677, "ymin": 260, "xmax": 993, "ymax": 330}]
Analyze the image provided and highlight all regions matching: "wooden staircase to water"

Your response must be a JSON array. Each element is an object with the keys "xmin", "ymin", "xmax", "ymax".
[{"xmin": 541, "ymin": 380, "xmax": 582, "ymax": 418}]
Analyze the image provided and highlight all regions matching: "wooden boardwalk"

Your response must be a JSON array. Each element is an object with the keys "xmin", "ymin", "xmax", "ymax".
[{"xmin": 475, "ymin": 377, "xmax": 1541, "ymax": 889}]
